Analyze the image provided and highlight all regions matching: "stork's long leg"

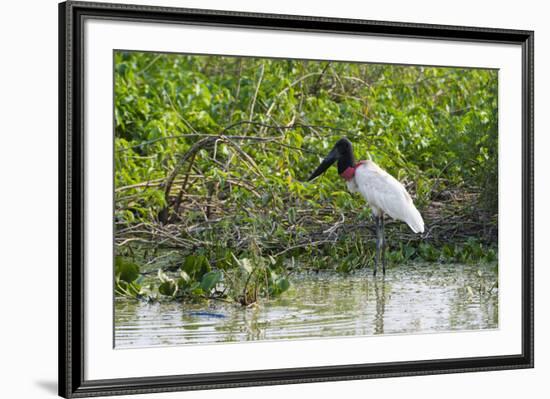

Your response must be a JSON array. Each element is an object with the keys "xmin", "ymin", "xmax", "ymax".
[
  {"xmin": 381, "ymin": 214, "xmax": 386, "ymax": 275},
  {"xmin": 373, "ymin": 215, "xmax": 382, "ymax": 277}
]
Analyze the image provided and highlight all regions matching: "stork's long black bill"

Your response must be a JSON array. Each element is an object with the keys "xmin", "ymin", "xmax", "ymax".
[{"xmin": 308, "ymin": 149, "xmax": 338, "ymax": 181}]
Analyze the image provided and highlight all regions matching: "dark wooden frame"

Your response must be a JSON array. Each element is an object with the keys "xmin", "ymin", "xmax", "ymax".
[{"xmin": 59, "ymin": 1, "xmax": 534, "ymax": 397}]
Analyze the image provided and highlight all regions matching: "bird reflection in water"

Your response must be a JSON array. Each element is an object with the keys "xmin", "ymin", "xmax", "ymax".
[{"xmin": 374, "ymin": 277, "xmax": 387, "ymax": 335}]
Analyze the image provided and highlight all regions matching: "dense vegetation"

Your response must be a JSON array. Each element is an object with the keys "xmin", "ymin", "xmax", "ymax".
[{"xmin": 114, "ymin": 51, "xmax": 498, "ymax": 304}]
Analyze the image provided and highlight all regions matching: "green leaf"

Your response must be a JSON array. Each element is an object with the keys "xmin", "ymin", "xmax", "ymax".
[
  {"xmin": 182, "ymin": 255, "xmax": 212, "ymax": 279},
  {"xmin": 277, "ymin": 278, "xmax": 290, "ymax": 293},
  {"xmin": 191, "ymin": 287, "xmax": 205, "ymax": 296},
  {"xmin": 115, "ymin": 256, "xmax": 140, "ymax": 283},
  {"xmin": 181, "ymin": 255, "xmax": 199, "ymax": 277},
  {"xmin": 179, "ymin": 270, "xmax": 191, "ymax": 284},
  {"xmin": 200, "ymin": 270, "xmax": 222, "ymax": 292},
  {"xmin": 159, "ymin": 280, "xmax": 178, "ymax": 297},
  {"xmin": 196, "ymin": 255, "xmax": 212, "ymax": 278}
]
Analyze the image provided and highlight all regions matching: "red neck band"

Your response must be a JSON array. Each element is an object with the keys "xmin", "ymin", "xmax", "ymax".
[{"xmin": 340, "ymin": 161, "xmax": 365, "ymax": 181}]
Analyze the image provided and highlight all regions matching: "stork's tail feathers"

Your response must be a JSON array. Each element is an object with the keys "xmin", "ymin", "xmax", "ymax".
[{"xmin": 406, "ymin": 206, "xmax": 425, "ymax": 234}]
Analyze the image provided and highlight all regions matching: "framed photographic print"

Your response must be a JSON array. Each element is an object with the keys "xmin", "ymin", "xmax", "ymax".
[{"xmin": 59, "ymin": 1, "xmax": 534, "ymax": 397}]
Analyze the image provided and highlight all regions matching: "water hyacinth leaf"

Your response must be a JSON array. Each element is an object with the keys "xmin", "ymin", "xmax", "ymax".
[
  {"xmin": 179, "ymin": 270, "xmax": 191, "ymax": 285},
  {"xmin": 196, "ymin": 255, "xmax": 212, "ymax": 277},
  {"xmin": 181, "ymin": 255, "xmax": 199, "ymax": 278},
  {"xmin": 127, "ymin": 281, "xmax": 142, "ymax": 296},
  {"xmin": 485, "ymin": 249, "xmax": 497, "ymax": 262},
  {"xmin": 115, "ymin": 256, "xmax": 140, "ymax": 283},
  {"xmin": 182, "ymin": 255, "xmax": 212, "ymax": 279},
  {"xmin": 277, "ymin": 277, "xmax": 290, "ymax": 293},
  {"xmin": 404, "ymin": 245, "xmax": 416, "ymax": 259},
  {"xmin": 191, "ymin": 286, "xmax": 205, "ymax": 296},
  {"xmin": 200, "ymin": 270, "xmax": 222, "ymax": 292},
  {"xmin": 159, "ymin": 280, "xmax": 178, "ymax": 297},
  {"xmin": 115, "ymin": 280, "xmax": 142, "ymax": 298}
]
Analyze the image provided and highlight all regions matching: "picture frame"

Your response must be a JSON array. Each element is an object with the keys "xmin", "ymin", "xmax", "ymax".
[{"xmin": 59, "ymin": 1, "xmax": 534, "ymax": 397}]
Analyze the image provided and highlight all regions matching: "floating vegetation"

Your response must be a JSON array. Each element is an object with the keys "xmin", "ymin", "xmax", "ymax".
[
  {"xmin": 115, "ymin": 252, "xmax": 290, "ymax": 306},
  {"xmin": 115, "ymin": 235, "xmax": 496, "ymax": 306}
]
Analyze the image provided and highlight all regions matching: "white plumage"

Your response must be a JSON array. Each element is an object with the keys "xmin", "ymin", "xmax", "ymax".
[
  {"xmin": 307, "ymin": 137, "xmax": 425, "ymax": 275},
  {"xmin": 347, "ymin": 160, "xmax": 425, "ymax": 234}
]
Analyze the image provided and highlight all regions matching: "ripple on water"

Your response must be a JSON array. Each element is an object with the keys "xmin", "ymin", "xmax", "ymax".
[{"xmin": 115, "ymin": 262, "xmax": 498, "ymax": 348}]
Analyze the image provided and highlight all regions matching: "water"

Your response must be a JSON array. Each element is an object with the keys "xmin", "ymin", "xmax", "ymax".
[{"xmin": 115, "ymin": 263, "xmax": 498, "ymax": 348}]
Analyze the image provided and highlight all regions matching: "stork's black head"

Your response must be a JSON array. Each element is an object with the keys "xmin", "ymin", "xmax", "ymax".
[{"xmin": 308, "ymin": 137, "xmax": 356, "ymax": 181}]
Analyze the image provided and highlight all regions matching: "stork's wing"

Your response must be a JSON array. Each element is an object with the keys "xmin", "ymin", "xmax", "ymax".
[{"xmin": 354, "ymin": 161, "xmax": 424, "ymax": 233}]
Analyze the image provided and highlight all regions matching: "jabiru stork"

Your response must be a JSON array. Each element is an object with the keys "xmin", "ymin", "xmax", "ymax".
[{"xmin": 308, "ymin": 138, "xmax": 424, "ymax": 276}]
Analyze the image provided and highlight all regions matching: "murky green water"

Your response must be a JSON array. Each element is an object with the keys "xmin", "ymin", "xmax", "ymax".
[{"xmin": 115, "ymin": 263, "xmax": 498, "ymax": 348}]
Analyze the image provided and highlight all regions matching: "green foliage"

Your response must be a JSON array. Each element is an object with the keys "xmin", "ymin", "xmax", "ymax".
[
  {"xmin": 182, "ymin": 255, "xmax": 211, "ymax": 280},
  {"xmin": 412, "ymin": 238, "xmax": 496, "ymax": 265},
  {"xmin": 114, "ymin": 256, "xmax": 143, "ymax": 298},
  {"xmin": 154, "ymin": 255, "xmax": 216, "ymax": 299},
  {"xmin": 157, "ymin": 269, "xmax": 178, "ymax": 297},
  {"xmin": 115, "ymin": 251, "xmax": 290, "ymax": 306},
  {"xmin": 114, "ymin": 51, "xmax": 498, "ymax": 303},
  {"xmin": 200, "ymin": 270, "xmax": 222, "ymax": 292},
  {"xmin": 115, "ymin": 256, "xmax": 140, "ymax": 282},
  {"xmin": 222, "ymin": 253, "xmax": 291, "ymax": 305}
]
